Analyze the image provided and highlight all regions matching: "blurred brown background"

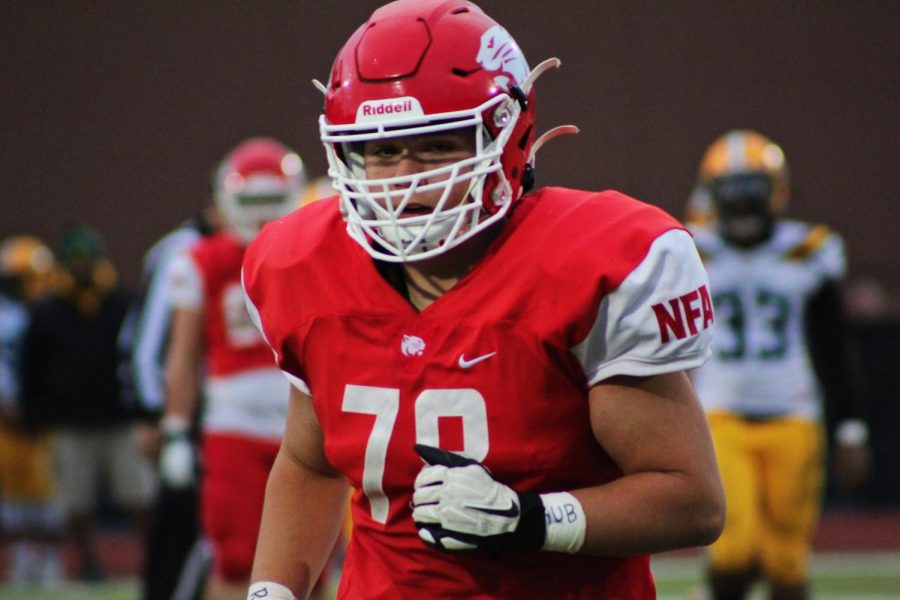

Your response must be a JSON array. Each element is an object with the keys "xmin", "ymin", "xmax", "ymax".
[{"xmin": 2, "ymin": 1, "xmax": 898, "ymax": 288}]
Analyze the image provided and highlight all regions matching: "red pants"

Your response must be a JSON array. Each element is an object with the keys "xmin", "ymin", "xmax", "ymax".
[{"xmin": 201, "ymin": 432, "xmax": 279, "ymax": 581}]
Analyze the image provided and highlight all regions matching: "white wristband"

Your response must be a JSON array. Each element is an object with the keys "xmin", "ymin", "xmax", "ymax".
[
  {"xmin": 836, "ymin": 419, "xmax": 869, "ymax": 446},
  {"xmin": 248, "ymin": 580, "xmax": 298, "ymax": 600},
  {"xmin": 539, "ymin": 491, "xmax": 586, "ymax": 554},
  {"xmin": 160, "ymin": 414, "xmax": 191, "ymax": 436}
]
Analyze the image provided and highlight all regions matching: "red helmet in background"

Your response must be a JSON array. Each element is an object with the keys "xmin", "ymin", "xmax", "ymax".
[
  {"xmin": 214, "ymin": 138, "xmax": 306, "ymax": 244},
  {"xmin": 319, "ymin": 0, "xmax": 559, "ymax": 262}
]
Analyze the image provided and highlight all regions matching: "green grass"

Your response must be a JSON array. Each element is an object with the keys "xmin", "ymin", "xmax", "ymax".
[
  {"xmin": 2, "ymin": 552, "xmax": 899, "ymax": 599},
  {"xmin": 0, "ymin": 578, "xmax": 140, "ymax": 600},
  {"xmin": 652, "ymin": 551, "xmax": 900, "ymax": 599}
]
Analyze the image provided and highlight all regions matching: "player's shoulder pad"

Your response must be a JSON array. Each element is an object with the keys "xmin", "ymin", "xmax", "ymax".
[
  {"xmin": 243, "ymin": 197, "xmax": 343, "ymax": 299},
  {"xmin": 777, "ymin": 219, "xmax": 846, "ymax": 279},
  {"xmin": 686, "ymin": 222, "xmax": 720, "ymax": 261},
  {"xmin": 245, "ymin": 198, "xmax": 340, "ymax": 272},
  {"xmin": 782, "ymin": 222, "xmax": 835, "ymax": 261},
  {"xmin": 525, "ymin": 187, "xmax": 684, "ymax": 248},
  {"xmin": 528, "ymin": 187, "xmax": 687, "ymax": 284}
]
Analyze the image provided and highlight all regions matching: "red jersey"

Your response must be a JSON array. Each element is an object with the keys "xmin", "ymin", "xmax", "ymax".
[
  {"xmin": 170, "ymin": 232, "xmax": 288, "ymax": 439},
  {"xmin": 243, "ymin": 188, "xmax": 713, "ymax": 599}
]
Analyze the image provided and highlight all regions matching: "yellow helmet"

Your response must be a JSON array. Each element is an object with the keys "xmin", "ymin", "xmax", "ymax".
[
  {"xmin": 300, "ymin": 176, "xmax": 337, "ymax": 207},
  {"xmin": 697, "ymin": 129, "xmax": 790, "ymax": 215},
  {"xmin": 0, "ymin": 235, "xmax": 56, "ymax": 301}
]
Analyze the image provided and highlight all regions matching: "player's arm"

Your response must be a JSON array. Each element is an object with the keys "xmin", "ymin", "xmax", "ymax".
[
  {"xmin": 806, "ymin": 280, "xmax": 870, "ymax": 490},
  {"xmin": 412, "ymin": 228, "xmax": 723, "ymax": 556},
  {"xmin": 576, "ymin": 370, "xmax": 725, "ymax": 554},
  {"xmin": 250, "ymin": 386, "xmax": 349, "ymax": 600},
  {"xmin": 156, "ymin": 305, "xmax": 204, "ymax": 488},
  {"xmin": 160, "ymin": 248, "xmax": 205, "ymax": 426},
  {"xmin": 162, "ymin": 306, "xmax": 203, "ymax": 424},
  {"xmin": 412, "ymin": 371, "xmax": 724, "ymax": 556}
]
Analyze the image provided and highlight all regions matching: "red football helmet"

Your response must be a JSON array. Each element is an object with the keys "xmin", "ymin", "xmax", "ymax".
[
  {"xmin": 318, "ymin": 0, "xmax": 562, "ymax": 262},
  {"xmin": 214, "ymin": 138, "xmax": 306, "ymax": 243}
]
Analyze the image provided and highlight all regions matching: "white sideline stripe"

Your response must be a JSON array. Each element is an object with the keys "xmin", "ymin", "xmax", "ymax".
[
  {"xmin": 652, "ymin": 551, "xmax": 900, "ymax": 575},
  {"xmin": 658, "ymin": 592, "xmax": 898, "ymax": 600}
]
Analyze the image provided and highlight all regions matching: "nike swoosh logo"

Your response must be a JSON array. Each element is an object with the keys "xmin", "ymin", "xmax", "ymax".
[
  {"xmin": 458, "ymin": 352, "xmax": 497, "ymax": 369},
  {"xmin": 471, "ymin": 501, "xmax": 520, "ymax": 518}
]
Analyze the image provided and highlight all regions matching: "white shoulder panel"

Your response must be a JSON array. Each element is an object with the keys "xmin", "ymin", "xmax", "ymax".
[
  {"xmin": 573, "ymin": 229, "xmax": 714, "ymax": 385},
  {"xmin": 166, "ymin": 251, "xmax": 204, "ymax": 310}
]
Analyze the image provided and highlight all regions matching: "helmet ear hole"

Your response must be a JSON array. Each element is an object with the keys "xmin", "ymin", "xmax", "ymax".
[
  {"xmin": 517, "ymin": 125, "xmax": 533, "ymax": 151},
  {"xmin": 521, "ymin": 164, "xmax": 535, "ymax": 193}
]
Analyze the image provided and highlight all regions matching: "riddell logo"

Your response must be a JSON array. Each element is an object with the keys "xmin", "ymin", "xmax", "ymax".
[
  {"xmin": 356, "ymin": 97, "xmax": 424, "ymax": 124},
  {"xmin": 363, "ymin": 99, "xmax": 412, "ymax": 116},
  {"xmin": 652, "ymin": 284, "xmax": 714, "ymax": 343}
]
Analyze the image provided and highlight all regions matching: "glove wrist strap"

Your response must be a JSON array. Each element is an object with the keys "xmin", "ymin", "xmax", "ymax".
[
  {"xmin": 513, "ymin": 491, "xmax": 547, "ymax": 552},
  {"xmin": 539, "ymin": 491, "xmax": 586, "ymax": 554}
]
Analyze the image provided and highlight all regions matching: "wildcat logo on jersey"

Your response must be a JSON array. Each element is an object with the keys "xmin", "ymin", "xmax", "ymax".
[
  {"xmin": 652, "ymin": 284, "xmax": 714, "ymax": 343},
  {"xmin": 476, "ymin": 25, "xmax": 529, "ymax": 91},
  {"xmin": 401, "ymin": 334, "xmax": 426, "ymax": 357}
]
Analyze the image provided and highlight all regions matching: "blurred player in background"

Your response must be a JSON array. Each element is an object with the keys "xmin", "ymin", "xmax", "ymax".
[
  {"xmin": 117, "ymin": 207, "xmax": 220, "ymax": 600},
  {"xmin": 159, "ymin": 138, "xmax": 304, "ymax": 600},
  {"xmin": 242, "ymin": 1, "xmax": 726, "ymax": 599},
  {"xmin": 19, "ymin": 225, "xmax": 156, "ymax": 582},
  {"xmin": 0, "ymin": 235, "xmax": 64, "ymax": 586},
  {"xmin": 687, "ymin": 130, "xmax": 870, "ymax": 600}
]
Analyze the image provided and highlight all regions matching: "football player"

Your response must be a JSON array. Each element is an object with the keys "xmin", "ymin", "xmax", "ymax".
[
  {"xmin": 688, "ymin": 130, "xmax": 870, "ymax": 600},
  {"xmin": 0, "ymin": 235, "xmax": 64, "ymax": 585},
  {"xmin": 117, "ymin": 206, "xmax": 220, "ymax": 600},
  {"xmin": 159, "ymin": 138, "xmax": 304, "ymax": 600},
  {"xmin": 242, "ymin": 2, "xmax": 725, "ymax": 599}
]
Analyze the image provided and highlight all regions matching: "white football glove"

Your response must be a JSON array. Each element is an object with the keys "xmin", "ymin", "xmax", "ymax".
[
  {"xmin": 411, "ymin": 444, "xmax": 545, "ymax": 555},
  {"xmin": 158, "ymin": 417, "xmax": 196, "ymax": 490}
]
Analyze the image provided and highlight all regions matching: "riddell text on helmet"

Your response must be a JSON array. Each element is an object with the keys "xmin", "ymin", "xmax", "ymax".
[
  {"xmin": 356, "ymin": 97, "xmax": 424, "ymax": 123},
  {"xmin": 363, "ymin": 99, "xmax": 413, "ymax": 115}
]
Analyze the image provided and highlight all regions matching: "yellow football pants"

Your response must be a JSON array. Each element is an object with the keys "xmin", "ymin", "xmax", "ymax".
[
  {"xmin": 706, "ymin": 411, "xmax": 825, "ymax": 585},
  {"xmin": 0, "ymin": 424, "xmax": 55, "ymax": 500}
]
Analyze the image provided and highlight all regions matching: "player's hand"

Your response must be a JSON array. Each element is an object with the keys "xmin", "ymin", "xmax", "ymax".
[
  {"xmin": 136, "ymin": 423, "xmax": 162, "ymax": 461},
  {"xmin": 832, "ymin": 442, "xmax": 871, "ymax": 494},
  {"xmin": 158, "ymin": 417, "xmax": 196, "ymax": 490},
  {"xmin": 411, "ymin": 444, "xmax": 545, "ymax": 555},
  {"xmin": 833, "ymin": 419, "xmax": 872, "ymax": 494}
]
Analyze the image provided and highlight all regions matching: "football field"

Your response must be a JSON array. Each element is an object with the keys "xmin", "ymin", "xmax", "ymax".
[
  {"xmin": 652, "ymin": 551, "xmax": 900, "ymax": 599},
  {"xmin": 1, "ymin": 551, "xmax": 898, "ymax": 600}
]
